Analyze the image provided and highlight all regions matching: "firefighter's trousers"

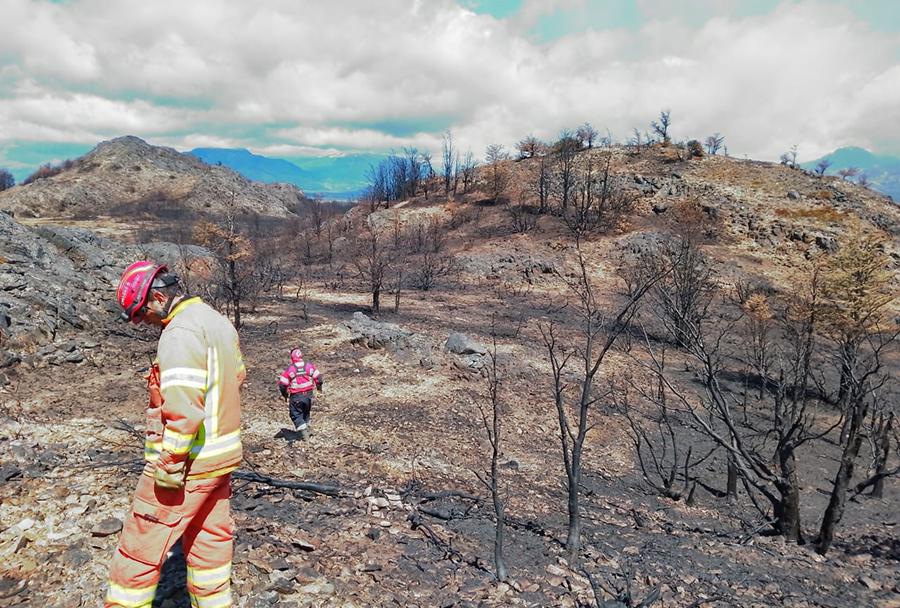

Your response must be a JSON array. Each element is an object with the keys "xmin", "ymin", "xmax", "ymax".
[
  {"xmin": 288, "ymin": 392, "xmax": 313, "ymax": 430},
  {"xmin": 105, "ymin": 473, "xmax": 233, "ymax": 608}
]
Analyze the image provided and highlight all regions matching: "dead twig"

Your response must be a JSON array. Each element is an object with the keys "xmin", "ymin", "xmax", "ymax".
[
  {"xmin": 406, "ymin": 511, "xmax": 495, "ymax": 577},
  {"xmin": 113, "ymin": 418, "xmax": 144, "ymax": 441}
]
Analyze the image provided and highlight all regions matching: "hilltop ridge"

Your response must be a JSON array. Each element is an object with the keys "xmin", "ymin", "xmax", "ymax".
[{"xmin": 0, "ymin": 136, "xmax": 305, "ymax": 220}]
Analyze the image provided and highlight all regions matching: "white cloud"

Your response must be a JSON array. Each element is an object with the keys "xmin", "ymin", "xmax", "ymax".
[
  {"xmin": 0, "ymin": 0, "xmax": 898, "ymax": 163},
  {"xmin": 0, "ymin": 81, "xmax": 195, "ymax": 140}
]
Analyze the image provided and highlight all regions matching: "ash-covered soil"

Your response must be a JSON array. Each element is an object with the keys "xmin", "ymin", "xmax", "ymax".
[{"xmin": 1, "ymin": 283, "xmax": 897, "ymax": 608}]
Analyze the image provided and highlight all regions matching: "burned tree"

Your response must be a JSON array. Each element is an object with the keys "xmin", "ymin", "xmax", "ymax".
[
  {"xmin": 633, "ymin": 241, "xmax": 893, "ymax": 545},
  {"xmin": 353, "ymin": 223, "xmax": 391, "ymax": 315},
  {"xmin": 420, "ymin": 151, "xmax": 435, "ymax": 199},
  {"xmin": 542, "ymin": 237, "xmax": 664, "ymax": 558},
  {"xmin": 814, "ymin": 159, "xmax": 832, "ymax": 176},
  {"xmin": 836, "ymin": 166, "xmax": 860, "ymax": 181},
  {"xmin": 780, "ymin": 145, "xmax": 799, "ymax": 168},
  {"xmin": 505, "ymin": 191, "xmax": 537, "ymax": 234},
  {"xmin": 815, "ymin": 232, "xmax": 898, "ymax": 554},
  {"xmin": 0, "ymin": 168, "xmax": 13, "ymax": 191},
  {"xmin": 459, "ymin": 151, "xmax": 478, "ymax": 194},
  {"xmin": 192, "ymin": 200, "xmax": 254, "ymax": 328},
  {"xmin": 442, "ymin": 130, "xmax": 456, "ymax": 195},
  {"xmin": 651, "ymin": 109, "xmax": 672, "ymax": 144},
  {"xmin": 485, "ymin": 143, "xmax": 510, "ymax": 204},
  {"xmin": 576, "ymin": 122, "xmax": 598, "ymax": 149},
  {"xmin": 704, "ymin": 133, "xmax": 725, "ymax": 155},
  {"xmin": 533, "ymin": 151, "xmax": 553, "ymax": 214},
  {"xmin": 516, "ymin": 134, "xmax": 543, "ymax": 159},
  {"xmin": 618, "ymin": 345, "xmax": 710, "ymax": 503},
  {"xmin": 647, "ymin": 230, "xmax": 715, "ymax": 348},
  {"xmin": 552, "ymin": 130, "xmax": 580, "ymax": 213},
  {"xmin": 474, "ymin": 321, "xmax": 508, "ymax": 582},
  {"xmin": 565, "ymin": 150, "xmax": 634, "ymax": 236}
]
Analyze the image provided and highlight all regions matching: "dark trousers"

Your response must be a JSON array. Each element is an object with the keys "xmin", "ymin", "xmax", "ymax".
[{"xmin": 288, "ymin": 392, "xmax": 312, "ymax": 430}]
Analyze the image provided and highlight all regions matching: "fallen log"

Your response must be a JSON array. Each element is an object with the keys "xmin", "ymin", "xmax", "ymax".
[
  {"xmin": 419, "ymin": 489, "xmax": 480, "ymax": 503},
  {"xmin": 233, "ymin": 470, "xmax": 345, "ymax": 497}
]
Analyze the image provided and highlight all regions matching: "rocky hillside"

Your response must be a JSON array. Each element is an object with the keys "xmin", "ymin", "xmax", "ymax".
[
  {"xmin": 502, "ymin": 144, "xmax": 900, "ymax": 271},
  {"xmin": 0, "ymin": 211, "xmax": 207, "ymax": 386},
  {"xmin": 0, "ymin": 136, "xmax": 304, "ymax": 219}
]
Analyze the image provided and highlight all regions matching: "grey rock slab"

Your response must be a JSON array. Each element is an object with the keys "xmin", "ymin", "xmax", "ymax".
[
  {"xmin": 91, "ymin": 517, "xmax": 123, "ymax": 537},
  {"xmin": 444, "ymin": 332, "xmax": 486, "ymax": 355}
]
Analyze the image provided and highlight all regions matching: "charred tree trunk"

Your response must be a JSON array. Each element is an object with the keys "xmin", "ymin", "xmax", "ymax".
[
  {"xmin": 491, "ymin": 454, "xmax": 507, "ymax": 582},
  {"xmin": 817, "ymin": 401, "xmax": 867, "ymax": 555},
  {"xmin": 726, "ymin": 454, "xmax": 738, "ymax": 501},
  {"xmin": 228, "ymin": 257, "xmax": 241, "ymax": 329},
  {"xmin": 775, "ymin": 448, "xmax": 803, "ymax": 542},
  {"xmin": 871, "ymin": 413, "xmax": 893, "ymax": 498},
  {"xmin": 566, "ymin": 446, "xmax": 583, "ymax": 558}
]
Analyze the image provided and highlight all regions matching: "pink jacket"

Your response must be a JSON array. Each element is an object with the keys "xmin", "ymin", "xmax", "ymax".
[{"xmin": 278, "ymin": 360, "xmax": 322, "ymax": 394}]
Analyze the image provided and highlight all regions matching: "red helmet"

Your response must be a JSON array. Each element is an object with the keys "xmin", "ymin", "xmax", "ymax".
[
  {"xmin": 290, "ymin": 348, "xmax": 303, "ymax": 364},
  {"xmin": 117, "ymin": 261, "xmax": 167, "ymax": 322}
]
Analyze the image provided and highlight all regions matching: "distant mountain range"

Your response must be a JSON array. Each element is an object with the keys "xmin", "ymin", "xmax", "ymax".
[
  {"xmin": 802, "ymin": 147, "xmax": 900, "ymax": 201},
  {"xmin": 190, "ymin": 148, "xmax": 382, "ymax": 200}
]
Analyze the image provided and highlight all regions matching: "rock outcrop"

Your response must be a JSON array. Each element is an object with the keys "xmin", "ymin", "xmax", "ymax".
[
  {"xmin": 344, "ymin": 312, "xmax": 434, "ymax": 367},
  {"xmin": 0, "ymin": 211, "xmax": 208, "ymax": 376}
]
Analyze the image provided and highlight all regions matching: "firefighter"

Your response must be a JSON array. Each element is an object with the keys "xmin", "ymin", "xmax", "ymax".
[
  {"xmin": 105, "ymin": 260, "xmax": 245, "ymax": 608},
  {"xmin": 277, "ymin": 348, "xmax": 323, "ymax": 441}
]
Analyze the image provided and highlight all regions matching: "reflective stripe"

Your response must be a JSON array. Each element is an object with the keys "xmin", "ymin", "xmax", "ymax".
[
  {"xmin": 144, "ymin": 440, "xmax": 162, "ymax": 461},
  {"xmin": 163, "ymin": 429, "xmax": 196, "ymax": 454},
  {"xmin": 192, "ymin": 588, "xmax": 232, "ymax": 608},
  {"xmin": 106, "ymin": 581, "xmax": 157, "ymax": 607},
  {"xmin": 190, "ymin": 430, "xmax": 241, "ymax": 460},
  {"xmin": 160, "ymin": 367, "xmax": 208, "ymax": 391},
  {"xmin": 164, "ymin": 296, "xmax": 202, "ymax": 323},
  {"xmin": 121, "ymin": 263, "xmax": 156, "ymax": 283},
  {"xmin": 205, "ymin": 347, "xmax": 220, "ymax": 435},
  {"xmin": 188, "ymin": 465, "xmax": 238, "ymax": 480},
  {"xmin": 188, "ymin": 563, "xmax": 232, "ymax": 587}
]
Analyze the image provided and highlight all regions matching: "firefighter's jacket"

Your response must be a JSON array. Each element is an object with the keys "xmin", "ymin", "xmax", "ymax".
[{"xmin": 144, "ymin": 297, "xmax": 245, "ymax": 481}]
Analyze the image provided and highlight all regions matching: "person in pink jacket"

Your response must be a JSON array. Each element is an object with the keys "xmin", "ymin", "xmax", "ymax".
[{"xmin": 278, "ymin": 348, "xmax": 323, "ymax": 440}]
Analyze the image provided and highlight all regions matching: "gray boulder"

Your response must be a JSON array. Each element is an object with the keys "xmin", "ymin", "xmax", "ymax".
[{"xmin": 444, "ymin": 332, "xmax": 486, "ymax": 356}]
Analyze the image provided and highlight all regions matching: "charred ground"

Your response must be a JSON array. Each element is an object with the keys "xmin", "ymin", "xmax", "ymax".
[{"xmin": 0, "ymin": 141, "xmax": 898, "ymax": 607}]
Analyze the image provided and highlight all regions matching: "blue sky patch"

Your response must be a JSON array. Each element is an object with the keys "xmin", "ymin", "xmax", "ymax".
[{"xmin": 0, "ymin": 141, "xmax": 94, "ymax": 183}]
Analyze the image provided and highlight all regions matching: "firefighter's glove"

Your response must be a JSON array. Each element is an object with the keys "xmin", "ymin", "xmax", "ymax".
[{"xmin": 154, "ymin": 461, "xmax": 186, "ymax": 490}]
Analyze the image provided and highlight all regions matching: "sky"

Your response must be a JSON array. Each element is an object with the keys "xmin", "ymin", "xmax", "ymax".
[{"xmin": 1, "ymin": 0, "xmax": 899, "ymax": 180}]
